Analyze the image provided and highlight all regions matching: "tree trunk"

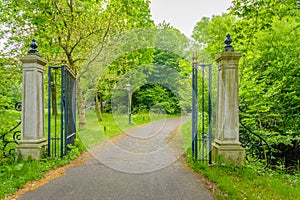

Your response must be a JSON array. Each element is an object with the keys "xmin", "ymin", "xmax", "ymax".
[
  {"xmin": 95, "ymin": 91, "xmax": 102, "ymax": 122},
  {"xmin": 100, "ymin": 93, "xmax": 103, "ymax": 113},
  {"xmin": 76, "ymin": 78, "xmax": 86, "ymax": 128},
  {"xmin": 51, "ymin": 72, "xmax": 58, "ymax": 116}
]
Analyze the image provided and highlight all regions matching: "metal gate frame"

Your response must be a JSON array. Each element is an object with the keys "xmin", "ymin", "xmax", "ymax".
[
  {"xmin": 48, "ymin": 66, "xmax": 76, "ymax": 157},
  {"xmin": 192, "ymin": 54, "xmax": 213, "ymax": 163}
]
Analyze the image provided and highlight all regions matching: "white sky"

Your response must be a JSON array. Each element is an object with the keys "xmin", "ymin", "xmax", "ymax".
[{"xmin": 150, "ymin": 0, "xmax": 232, "ymax": 38}]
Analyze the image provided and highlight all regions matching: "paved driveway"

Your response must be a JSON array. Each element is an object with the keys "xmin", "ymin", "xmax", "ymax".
[{"xmin": 20, "ymin": 117, "xmax": 214, "ymax": 200}]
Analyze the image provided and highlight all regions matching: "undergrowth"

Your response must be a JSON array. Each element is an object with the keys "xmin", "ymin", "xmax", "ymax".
[
  {"xmin": 0, "ymin": 138, "xmax": 85, "ymax": 200},
  {"xmin": 186, "ymin": 149, "xmax": 300, "ymax": 200}
]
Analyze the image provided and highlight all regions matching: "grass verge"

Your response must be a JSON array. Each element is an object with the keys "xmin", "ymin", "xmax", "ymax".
[
  {"xmin": 78, "ymin": 110, "xmax": 178, "ymax": 149},
  {"xmin": 180, "ymin": 117, "xmax": 300, "ymax": 200},
  {"xmin": 188, "ymin": 156, "xmax": 300, "ymax": 200},
  {"xmin": 0, "ymin": 138, "xmax": 84, "ymax": 200}
]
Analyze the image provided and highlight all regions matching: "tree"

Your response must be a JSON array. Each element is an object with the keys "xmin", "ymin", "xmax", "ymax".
[
  {"xmin": 0, "ymin": 57, "xmax": 22, "ymax": 135},
  {"xmin": 230, "ymin": 0, "xmax": 299, "ymax": 51},
  {"xmin": 133, "ymin": 84, "xmax": 181, "ymax": 114},
  {"xmin": 85, "ymin": 0, "xmax": 155, "ymax": 119},
  {"xmin": 229, "ymin": 0, "xmax": 300, "ymax": 166},
  {"xmin": 192, "ymin": 14, "xmax": 237, "ymax": 59},
  {"xmin": 0, "ymin": 0, "xmax": 154, "ymax": 128},
  {"xmin": 151, "ymin": 23, "xmax": 192, "ymax": 114},
  {"xmin": 191, "ymin": 2, "xmax": 300, "ymax": 167}
]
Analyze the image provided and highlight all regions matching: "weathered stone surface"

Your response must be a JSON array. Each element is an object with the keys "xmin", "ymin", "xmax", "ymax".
[
  {"xmin": 16, "ymin": 140, "xmax": 47, "ymax": 160},
  {"xmin": 212, "ymin": 50, "xmax": 244, "ymax": 165},
  {"xmin": 17, "ymin": 54, "xmax": 47, "ymax": 160},
  {"xmin": 212, "ymin": 139, "xmax": 244, "ymax": 165}
]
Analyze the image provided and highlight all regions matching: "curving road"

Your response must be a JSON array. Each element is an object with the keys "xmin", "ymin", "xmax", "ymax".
[{"xmin": 20, "ymin": 117, "xmax": 214, "ymax": 200}]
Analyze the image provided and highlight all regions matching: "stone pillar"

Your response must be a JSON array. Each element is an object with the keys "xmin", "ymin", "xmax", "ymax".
[
  {"xmin": 212, "ymin": 34, "xmax": 244, "ymax": 165},
  {"xmin": 17, "ymin": 39, "xmax": 47, "ymax": 159}
]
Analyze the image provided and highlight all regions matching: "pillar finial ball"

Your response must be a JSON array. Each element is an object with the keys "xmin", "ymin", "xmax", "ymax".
[
  {"xmin": 28, "ymin": 39, "xmax": 40, "ymax": 56},
  {"xmin": 224, "ymin": 34, "xmax": 234, "ymax": 51}
]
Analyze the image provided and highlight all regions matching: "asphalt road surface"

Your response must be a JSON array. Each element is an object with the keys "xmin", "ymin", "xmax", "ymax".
[{"xmin": 20, "ymin": 117, "xmax": 214, "ymax": 200}]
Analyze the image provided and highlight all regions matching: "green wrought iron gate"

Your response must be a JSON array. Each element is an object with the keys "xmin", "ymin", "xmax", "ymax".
[
  {"xmin": 192, "ymin": 54, "xmax": 213, "ymax": 163},
  {"xmin": 48, "ymin": 66, "xmax": 76, "ymax": 157}
]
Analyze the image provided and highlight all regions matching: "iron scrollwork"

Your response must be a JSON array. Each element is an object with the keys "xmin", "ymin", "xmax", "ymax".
[
  {"xmin": 0, "ymin": 102, "xmax": 22, "ymax": 158},
  {"xmin": 239, "ymin": 104, "xmax": 272, "ymax": 168}
]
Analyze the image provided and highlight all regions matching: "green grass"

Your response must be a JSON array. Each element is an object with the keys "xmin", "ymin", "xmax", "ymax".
[
  {"xmin": 78, "ymin": 110, "xmax": 177, "ymax": 149},
  {"xmin": 180, "ymin": 115, "xmax": 192, "ymax": 151},
  {"xmin": 180, "ymin": 118, "xmax": 300, "ymax": 200},
  {"xmin": 0, "ymin": 140, "xmax": 82, "ymax": 200},
  {"xmin": 189, "ymin": 158, "xmax": 300, "ymax": 200}
]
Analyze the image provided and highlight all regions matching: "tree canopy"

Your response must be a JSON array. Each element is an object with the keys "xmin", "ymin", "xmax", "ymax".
[
  {"xmin": 1, "ymin": 0, "xmax": 299, "ymax": 168},
  {"xmin": 192, "ymin": 0, "xmax": 300, "ymax": 167}
]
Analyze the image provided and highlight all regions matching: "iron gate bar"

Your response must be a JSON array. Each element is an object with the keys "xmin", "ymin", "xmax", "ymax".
[
  {"xmin": 65, "ymin": 66, "xmax": 76, "ymax": 154},
  {"xmin": 48, "ymin": 66, "xmax": 60, "ymax": 157},
  {"xmin": 48, "ymin": 66, "xmax": 76, "ymax": 158},
  {"xmin": 191, "ymin": 54, "xmax": 213, "ymax": 163},
  {"xmin": 61, "ymin": 67, "xmax": 65, "ymax": 157},
  {"xmin": 208, "ymin": 64, "xmax": 212, "ymax": 164},
  {"xmin": 192, "ymin": 54, "xmax": 198, "ymax": 160},
  {"xmin": 195, "ymin": 61, "xmax": 199, "ymax": 159},
  {"xmin": 198, "ymin": 63, "xmax": 213, "ymax": 164},
  {"xmin": 201, "ymin": 65, "xmax": 205, "ymax": 161},
  {"xmin": 192, "ymin": 53, "xmax": 196, "ymax": 159},
  {"xmin": 47, "ymin": 65, "xmax": 50, "ymax": 156}
]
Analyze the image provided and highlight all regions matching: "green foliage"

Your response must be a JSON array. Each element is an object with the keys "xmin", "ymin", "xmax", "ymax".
[
  {"xmin": 77, "ymin": 111, "xmax": 114, "ymax": 149},
  {"xmin": 231, "ymin": 0, "xmax": 299, "ymax": 50},
  {"xmin": 187, "ymin": 153, "xmax": 300, "ymax": 200},
  {"xmin": 66, "ymin": 138, "xmax": 86, "ymax": 160},
  {"xmin": 154, "ymin": 22, "xmax": 190, "ymax": 70},
  {"xmin": 192, "ymin": 0, "xmax": 300, "ymax": 168},
  {"xmin": 95, "ymin": 23, "xmax": 192, "ymax": 117},
  {"xmin": 0, "ymin": 59, "xmax": 22, "ymax": 113},
  {"xmin": 0, "ymin": 136, "xmax": 85, "ymax": 199},
  {"xmin": 240, "ymin": 17, "xmax": 300, "ymax": 132},
  {"xmin": 132, "ymin": 84, "xmax": 180, "ymax": 114},
  {"xmin": 192, "ymin": 14, "xmax": 237, "ymax": 59},
  {"xmin": 230, "ymin": 1, "xmax": 300, "ymax": 167},
  {"xmin": 0, "ymin": 0, "xmax": 155, "ymax": 128},
  {"xmin": 0, "ymin": 59, "xmax": 22, "ymax": 158}
]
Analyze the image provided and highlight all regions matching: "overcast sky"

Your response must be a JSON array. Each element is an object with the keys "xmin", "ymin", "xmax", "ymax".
[{"xmin": 150, "ymin": 0, "xmax": 232, "ymax": 38}]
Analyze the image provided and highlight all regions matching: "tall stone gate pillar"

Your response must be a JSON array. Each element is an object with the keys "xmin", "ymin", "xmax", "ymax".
[
  {"xmin": 17, "ymin": 39, "xmax": 47, "ymax": 159},
  {"xmin": 212, "ymin": 34, "xmax": 244, "ymax": 165}
]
